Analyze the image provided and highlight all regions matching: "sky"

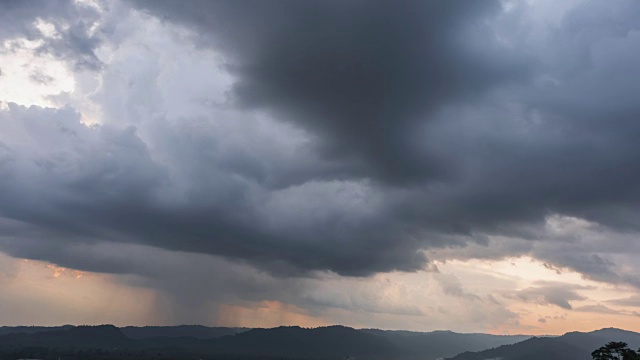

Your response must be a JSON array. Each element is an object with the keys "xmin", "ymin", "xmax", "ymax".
[{"xmin": 0, "ymin": 0, "xmax": 640, "ymax": 335}]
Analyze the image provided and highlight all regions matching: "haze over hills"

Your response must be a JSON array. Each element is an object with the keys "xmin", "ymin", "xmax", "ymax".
[
  {"xmin": 362, "ymin": 329, "xmax": 530, "ymax": 360},
  {"xmin": 0, "ymin": 324, "xmax": 530, "ymax": 360}
]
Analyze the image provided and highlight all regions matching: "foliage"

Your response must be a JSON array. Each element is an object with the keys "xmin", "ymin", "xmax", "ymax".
[{"xmin": 592, "ymin": 342, "xmax": 640, "ymax": 360}]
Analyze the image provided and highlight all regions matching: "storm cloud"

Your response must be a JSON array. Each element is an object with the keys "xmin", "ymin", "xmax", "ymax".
[{"xmin": 133, "ymin": 0, "xmax": 532, "ymax": 185}]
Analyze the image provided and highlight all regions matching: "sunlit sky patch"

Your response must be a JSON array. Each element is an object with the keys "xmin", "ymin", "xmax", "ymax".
[{"xmin": 0, "ymin": 38, "xmax": 74, "ymax": 108}]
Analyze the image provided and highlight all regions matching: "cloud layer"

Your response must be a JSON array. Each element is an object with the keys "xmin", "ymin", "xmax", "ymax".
[{"xmin": 1, "ymin": 0, "xmax": 640, "ymax": 331}]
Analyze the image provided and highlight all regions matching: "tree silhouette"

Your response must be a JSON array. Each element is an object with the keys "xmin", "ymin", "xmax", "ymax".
[{"xmin": 592, "ymin": 342, "xmax": 640, "ymax": 360}]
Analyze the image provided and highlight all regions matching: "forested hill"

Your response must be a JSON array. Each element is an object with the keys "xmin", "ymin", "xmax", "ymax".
[
  {"xmin": 447, "ymin": 328, "xmax": 640, "ymax": 360},
  {"xmin": 0, "ymin": 324, "xmax": 533, "ymax": 360}
]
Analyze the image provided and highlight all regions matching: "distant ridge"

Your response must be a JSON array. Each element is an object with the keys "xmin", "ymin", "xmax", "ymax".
[
  {"xmin": 447, "ymin": 327, "xmax": 640, "ymax": 360},
  {"xmin": 362, "ymin": 328, "xmax": 530, "ymax": 360},
  {"xmin": 0, "ymin": 324, "xmax": 536, "ymax": 360},
  {"xmin": 3, "ymin": 324, "xmax": 635, "ymax": 360},
  {"xmin": 0, "ymin": 325, "xmax": 131, "ymax": 349},
  {"xmin": 210, "ymin": 325, "xmax": 403, "ymax": 359},
  {"xmin": 0, "ymin": 325, "xmax": 73, "ymax": 335}
]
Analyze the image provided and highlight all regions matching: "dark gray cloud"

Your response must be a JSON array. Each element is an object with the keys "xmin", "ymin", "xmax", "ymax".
[
  {"xmin": 608, "ymin": 296, "xmax": 640, "ymax": 308},
  {"xmin": 134, "ymin": 0, "xmax": 531, "ymax": 185},
  {"xmin": 426, "ymin": 0, "xmax": 640, "ymax": 233},
  {"xmin": 29, "ymin": 70, "xmax": 55, "ymax": 84},
  {"xmin": 513, "ymin": 283, "xmax": 587, "ymax": 310},
  {"xmin": 434, "ymin": 273, "xmax": 482, "ymax": 302},
  {"xmin": 0, "ymin": 0, "xmax": 640, "ymax": 291},
  {"xmin": 130, "ymin": 0, "xmax": 640, "ymax": 230},
  {"xmin": 0, "ymin": 103, "xmax": 428, "ymax": 276},
  {"xmin": 574, "ymin": 304, "xmax": 621, "ymax": 315}
]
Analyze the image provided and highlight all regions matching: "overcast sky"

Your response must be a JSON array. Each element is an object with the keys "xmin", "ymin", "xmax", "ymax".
[{"xmin": 1, "ymin": 0, "xmax": 640, "ymax": 334}]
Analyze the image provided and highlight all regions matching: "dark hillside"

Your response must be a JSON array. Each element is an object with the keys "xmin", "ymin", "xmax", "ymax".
[
  {"xmin": 0, "ymin": 325, "xmax": 131, "ymax": 349},
  {"xmin": 447, "ymin": 328, "xmax": 640, "ymax": 360},
  {"xmin": 0, "ymin": 325, "xmax": 73, "ymax": 335},
  {"xmin": 363, "ymin": 329, "xmax": 530, "ymax": 360}
]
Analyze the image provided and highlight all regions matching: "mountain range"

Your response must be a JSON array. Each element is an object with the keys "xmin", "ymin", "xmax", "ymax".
[
  {"xmin": 0, "ymin": 324, "xmax": 635, "ymax": 360},
  {"xmin": 0, "ymin": 324, "xmax": 527, "ymax": 360}
]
